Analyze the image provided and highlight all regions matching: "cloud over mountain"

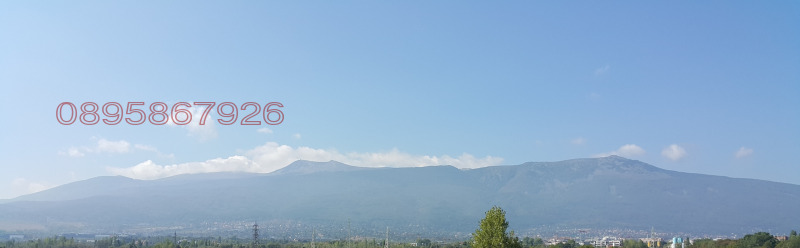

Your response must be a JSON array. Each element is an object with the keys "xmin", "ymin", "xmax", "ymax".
[
  {"xmin": 108, "ymin": 142, "xmax": 503, "ymax": 180},
  {"xmin": 595, "ymin": 144, "xmax": 646, "ymax": 158},
  {"xmin": 661, "ymin": 144, "xmax": 687, "ymax": 161}
]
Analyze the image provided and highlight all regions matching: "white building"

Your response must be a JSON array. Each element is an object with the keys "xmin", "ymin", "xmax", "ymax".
[{"xmin": 588, "ymin": 237, "xmax": 622, "ymax": 247}]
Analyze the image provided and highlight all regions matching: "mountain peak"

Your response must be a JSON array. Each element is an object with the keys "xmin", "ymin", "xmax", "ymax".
[
  {"xmin": 593, "ymin": 155, "xmax": 639, "ymax": 164},
  {"xmin": 603, "ymin": 155, "xmax": 628, "ymax": 160},
  {"xmin": 270, "ymin": 160, "xmax": 363, "ymax": 175},
  {"xmin": 592, "ymin": 155, "xmax": 665, "ymax": 174}
]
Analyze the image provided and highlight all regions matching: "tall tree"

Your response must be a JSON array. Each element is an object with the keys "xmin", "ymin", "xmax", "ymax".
[
  {"xmin": 472, "ymin": 206, "xmax": 521, "ymax": 248},
  {"xmin": 739, "ymin": 232, "xmax": 777, "ymax": 248}
]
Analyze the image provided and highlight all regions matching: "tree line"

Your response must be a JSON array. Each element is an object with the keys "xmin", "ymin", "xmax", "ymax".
[
  {"xmin": 1, "ymin": 206, "xmax": 797, "ymax": 248},
  {"xmin": 0, "ymin": 231, "xmax": 797, "ymax": 248}
]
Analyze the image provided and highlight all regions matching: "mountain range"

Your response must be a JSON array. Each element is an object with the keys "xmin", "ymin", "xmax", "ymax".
[{"xmin": 1, "ymin": 156, "xmax": 798, "ymax": 238}]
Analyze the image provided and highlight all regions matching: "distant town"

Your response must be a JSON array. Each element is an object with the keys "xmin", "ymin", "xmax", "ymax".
[{"xmin": 1, "ymin": 220, "xmax": 797, "ymax": 248}]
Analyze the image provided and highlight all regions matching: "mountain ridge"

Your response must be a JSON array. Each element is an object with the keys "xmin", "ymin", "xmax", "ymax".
[
  {"xmin": 1, "ymin": 156, "xmax": 798, "ymax": 237},
  {"xmin": 270, "ymin": 159, "xmax": 368, "ymax": 175}
]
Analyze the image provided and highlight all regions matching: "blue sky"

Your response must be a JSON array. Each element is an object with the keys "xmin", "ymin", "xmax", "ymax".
[{"xmin": 1, "ymin": 1, "xmax": 798, "ymax": 199}]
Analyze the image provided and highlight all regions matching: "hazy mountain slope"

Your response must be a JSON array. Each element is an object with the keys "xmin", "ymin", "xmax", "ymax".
[
  {"xmin": 1, "ymin": 156, "xmax": 798, "ymax": 236},
  {"xmin": 9, "ymin": 176, "xmax": 142, "ymax": 202},
  {"xmin": 467, "ymin": 156, "xmax": 800, "ymax": 233}
]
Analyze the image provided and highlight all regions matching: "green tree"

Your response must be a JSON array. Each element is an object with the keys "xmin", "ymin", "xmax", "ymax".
[
  {"xmin": 472, "ymin": 206, "xmax": 521, "ymax": 248},
  {"xmin": 418, "ymin": 239, "xmax": 432, "ymax": 247},
  {"xmin": 521, "ymin": 237, "xmax": 544, "ymax": 248},
  {"xmin": 624, "ymin": 239, "xmax": 648, "ymax": 248},
  {"xmin": 776, "ymin": 235, "xmax": 800, "ymax": 248},
  {"xmin": 533, "ymin": 238, "xmax": 543, "ymax": 246},
  {"xmin": 740, "ymin": 232, "xmax": 777, "ymax": 248}
]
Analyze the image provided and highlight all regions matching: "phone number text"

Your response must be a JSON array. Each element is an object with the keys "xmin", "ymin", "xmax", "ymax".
[{"xmin": 56, "ymin": 102, "xmax": 284, "ymax": 126}]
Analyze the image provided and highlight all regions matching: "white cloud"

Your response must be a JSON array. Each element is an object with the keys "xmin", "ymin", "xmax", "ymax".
[
  {"xmin": 166, "ymin": 105, "xmax": 219, "ymax": 141},
  {"xmin": 257, "ymin": 127, "xmax": 273, "ymax": 134},
  {"xmin": 11, "ymin": 178, "xmax": 54, "ymax": 196},
  {"xmin": 108, "ymin": 142, "xmax": 504, "ymax": 180},
  {"xmin": 594, "ymin": 65, "xmax": 610, "ymax": 76},
  {"xmin": 108, "ymin": 157, "xmax": 256, "ymax": 180},
  {"xmin": 62, "ymin": 147, "xmax": 86, "ymax": 157},
  {"xmin": 96, "ymin": 139, "xmax": 130, "ymax": 153},
  {"xmin": 661, "ymin": 144, "xmax": 687, "ymax": 161},
  {"xmin": 594, "ymin": 144, "xmax": 646, "ymax": 158},
  {"xmin": 571, "ymin": 137, "xmax": 586, "ymax": 145},
  {"xmin": 133, "ymin": 144, "xmax": 174, "ymax": 159},
  {"xmin": 293, "ymin": 133, "xmax": 302, "ymax": 139},
  {"xmin": 185, "ymin": 106, "xmax": 218, "ymax": 141},
  {"xmin": 186, "ymin": 122, "xmax": 218, "ymax": 141},
  {"xmin": 134, "ymin": 144, "xmax": 158, "ymax": 152},
  {"xmin": 60, "ymin": 139, "xmax": 162, "ymax": 157},
  {"xmin": 735, "ymin": 147, "xmax": 753, "ymax": 158}
]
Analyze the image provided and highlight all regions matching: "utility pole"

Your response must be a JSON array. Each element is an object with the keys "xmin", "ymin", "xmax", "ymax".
[
  {"xmin": 348, "ymin": 219, "xmax": 352, "ymax": 248},
  {"xmin": 253, "ymin": 222, "xmax": 260, "ymax": 248},
  {"xmin": 385, "ymin": 227, "xmax": 389, "ymax": 248},
  {"xmin": 311, "ymin": 228, "xmax": 316, "ymax": 248}
]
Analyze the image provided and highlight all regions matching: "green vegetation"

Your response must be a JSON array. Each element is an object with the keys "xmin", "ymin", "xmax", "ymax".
[
  {"xmin": 622, "ymin": 240, "xmax": 648, "ymax": 248},
  {"xmin": 688, "ymin": 232, "xmax": 800, "ymax": 248},
  {"xmin": 0, "ymin": 232, "xmax": 799, "ymax": 248},
  {"xmin": 777, "ymin": 234, "xmax": 800, "ymax": 248},
  {"xmin": 521, "ymin": 237, "xmax": 544, "ymax": 248},
  {"xmin": 0, "ymin": 236, "xmax": 472, "ymax": 248},
  {"xmin": 545, "ymin": 240, "xmax": 576, "ymax": 248},
  {"xmin": 471, "ymin": 206, "xmax": 521, "ymax": 248},
  {"xmin": 0, "ymin": 212, "xmax": 796, "ymax": 248},
  {"xmin": 739, "ymin": 232, "xmax": 778, "ymax": 248}
]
